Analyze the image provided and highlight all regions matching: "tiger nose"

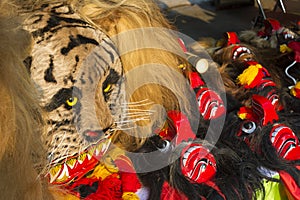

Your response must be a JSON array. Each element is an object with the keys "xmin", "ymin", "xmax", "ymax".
[{"xmin": 83, "ymin": 130, "xmax": 103, "ymax": 142}]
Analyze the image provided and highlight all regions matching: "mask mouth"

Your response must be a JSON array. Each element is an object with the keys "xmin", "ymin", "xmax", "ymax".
[
  {"xmin": 283, "ymin": 32, "xmax": 295, "ymax": 40},
  {"xmin": 231, "ymin": 45, "xmax": 252, "ymax": 60},
  {"xmin": 47, "ymin": 130, "xmax": 112, "ymax": 185},
  {"xmin": 280, "ymin": 28, "xmax": 297, "ymax": 42},
  {"xmin": 270, "ymin": 124, "xmax": 300, "ymax": 160},
  {"xmin": 181, "ymin": 144, "xmax": 217, "ymax": 184}
]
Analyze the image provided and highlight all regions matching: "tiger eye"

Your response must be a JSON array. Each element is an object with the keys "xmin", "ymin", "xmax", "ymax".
[
  {"xmin": 103, "ymin": 84, "xmax": 112, "ymax": 93},
  {"xmin": 66, "ymin": 97, "xmax": 78, "ymax": 106}
]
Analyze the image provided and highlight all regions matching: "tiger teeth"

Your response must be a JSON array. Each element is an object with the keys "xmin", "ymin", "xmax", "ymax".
[
  {"xmin": 89, "ymin": 146, "xmax": 96, "ymax": 155},
  {"xmin": 49, "ymin": 164, "xmax": 62, "ymax": 183},
  {"xmin": 78, "ymin": 153, "xmax": 86, "ymax": 164},
  {"xmin": 56, "ymin": 164, "xmax": 69, "ymax": 181},
  {"xmin": 95, "ymin": 148, "xmax": 100, "ymax": 156},
  {"xmin": 87, "ymin": 153, "xmax": 92, "ymax": 160},
  {"xmin": 95, "ymin": 144, "xmax": 103, "ymax": 156},
  {"xmin": 101, "ymin": 143, "xmax": 107, "ymax": 152},
  {"xmin": 66, "ymin": 158, "xmax": 77, "ymax": 169},
  {"xmin": 284, "ymin": 34, "xmax": 293, "ymax": 39},
  {"xmin": 48, "ymin": 138, "xmax": 114, "ymax": 184}
]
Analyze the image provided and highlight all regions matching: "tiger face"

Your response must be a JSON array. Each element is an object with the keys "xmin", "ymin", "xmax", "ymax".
[{"xmin": 23, "ymin": 3, "xmax": 125, "ymax": 166}]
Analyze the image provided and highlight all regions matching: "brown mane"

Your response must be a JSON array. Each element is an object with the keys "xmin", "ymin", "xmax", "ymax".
[{"xmin": 0, "ymin": 1, "xmax": 53, "ymax": 199}]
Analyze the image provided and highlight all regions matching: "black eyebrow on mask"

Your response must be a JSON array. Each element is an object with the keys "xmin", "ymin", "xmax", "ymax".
[{"xmin": 44, "ymin": 86, "xmax": 81, "ymax": 112}]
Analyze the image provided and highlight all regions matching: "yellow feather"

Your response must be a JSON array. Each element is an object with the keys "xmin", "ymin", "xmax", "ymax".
[
  {"xmin": 280, "ymin": 44, "xmax": 293, "ymax": 53},
  {"xmin": 87, "ymin": 163, "xmax": 117, "ymax": 180},
  {"xmin": 237, "ymin": 64, "xmax": 262, "ymax": 86},
  {"xmin": 291, "ymin": 88, "xmax": 296, "ymax": 96},
  {"xmin": 238, "ymin": 113, "xmax": 247, "ymax": 120},
  {"xmin": 122, "ymin": 192, "xmax": 140, "ymax": 200},
  {"xmin": 295, "ymin": 81, "xmax": 300, "ymax": 89},
  {"xmin": 50, "ymin": 187, "xmax": 80, "ymax": 200},
  {"xmin": 290, "ymin": 82, "xmax": 300, "ymax": 97}
]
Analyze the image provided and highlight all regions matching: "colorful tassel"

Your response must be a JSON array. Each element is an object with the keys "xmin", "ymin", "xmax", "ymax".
[
  {"xmin": 280, "ymin": 44, "xmax": 293, "ymax": 53},
  {"xmin": 237, "ymin": 64, "xmax": 264, "ymax": 88},
  {"xmin": 122, "ymin": 192, "xmax": 140, "ymax": 200},
  {"xmin": 237, "ymin": 106, "xmax": 254, "ymax": 120},
  {"xmin": 290, "ymin": 82, "xmax": 300, "ymax": 99}
]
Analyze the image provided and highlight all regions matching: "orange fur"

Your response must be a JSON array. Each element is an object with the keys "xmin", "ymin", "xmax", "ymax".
[
  {"xmin": 8, "ymin": 1, "xmax": 203, "ymax": 198},
  {"xmin": 16, "ymin": 0, "xmax": 198, "ymax": 153}
]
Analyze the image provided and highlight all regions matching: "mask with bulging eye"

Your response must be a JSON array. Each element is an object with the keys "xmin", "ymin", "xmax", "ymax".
[
  {"xmin": 238, "ymin": 120, "xmax": 257, "ymax": 137},
  {"xmin": 236, "ymin": 120, "xmax": 258, "ymax": 147}
]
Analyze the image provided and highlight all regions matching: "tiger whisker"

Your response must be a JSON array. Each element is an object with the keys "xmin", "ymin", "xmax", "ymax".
[
  {"xmin": 123, "ymin": 108, "xmax": 156, "ymax": 112},
  {"xmin": 122, "ymin": 99, "xmax": 154, "ymax": 107},
  {"xmin": 124, "ymin": 113, "xmax": 155, "ymax": 118},
  {"xmin": 112, "ymin": 124, "xmax": 137, "ymax": 130},
  {"xmin": 116, "ymin": 127, "xmax": 137, "ymax": 131},
  {"xmin": 125, "ymin": 114, "xmax": 153, "ymax": 118},
  {"xmin": 47, "ymin": 133, "xmax": 68, "ymax": 162},
  {"xmin": 123, "ymin": 99, "xmax": 152, "ymax": 104},
  {"xmin": 123, "ymin": 109, "xmax": 152, "ymax": 115},
  {"xmin": 120, "ymin": 112, "xmax": 153, "ymax": 117},
  {"xmin": 115, "ymin": 117, "xmax": 150, "ymax": 124}
]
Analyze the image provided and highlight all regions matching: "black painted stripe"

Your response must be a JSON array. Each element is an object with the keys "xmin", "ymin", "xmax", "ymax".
[
  {"xmin": 102, "ymin": 41, "xmax": 115, "ymax": 63},
  {"xmin": 44, "ymin": 55, "xmax": 57, "ymax": 83},
  {"xmin": 23, "ymin": 56, "xmax": 32, "ymax": 74},
  {"xmin": 93, "ymin": 51, "xmax": 110, "ymax": 69},
  {"xmin": 31, "ymin": 15, "xmax": 89, "ymax": 39},
  {"xmin": 61, "ymin": 34, "xmax": 99, "ymax": 55},
  {"xmin": 31, "ymin": 14, "xmax": 43, "ymax": 24}
]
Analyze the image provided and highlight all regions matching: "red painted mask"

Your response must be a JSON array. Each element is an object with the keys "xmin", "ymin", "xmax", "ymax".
[
  {"xmin": 181, "ymin": 143, "xmax": 217, "ymax": 184},
  {"xmin": 270, "ymin": 124, "xmax": 300, "ymax": 161},
  {"xmin": 196, "ymin": 87, "xmax": 226, "ymax": 120},
  {"xmin": 157, "ymin": 110, "xmax": 196, "ymax": 145},
  {"xmin": 225, "ymin": 32, "xmax": 240, "ymax": 47}
]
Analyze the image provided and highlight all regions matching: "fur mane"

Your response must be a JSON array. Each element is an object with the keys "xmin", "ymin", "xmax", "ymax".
[
  {"xmin": 77, "ymin": 0, "xmax": 199, "ymax": 150},
  {"xmin": 8, "ymin": 1, "xmax": 202, "ymax": 198},
  {"xmin": 0, "ymin": 2, "xmax": 52, "ymax": 199},
  {"xmin": 16, "ymin": 0, "xmax": 199, "ymax": 153},
  {"xmin": 0, "ymin": 2, "xmax": 107, "ymax": 199}
]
